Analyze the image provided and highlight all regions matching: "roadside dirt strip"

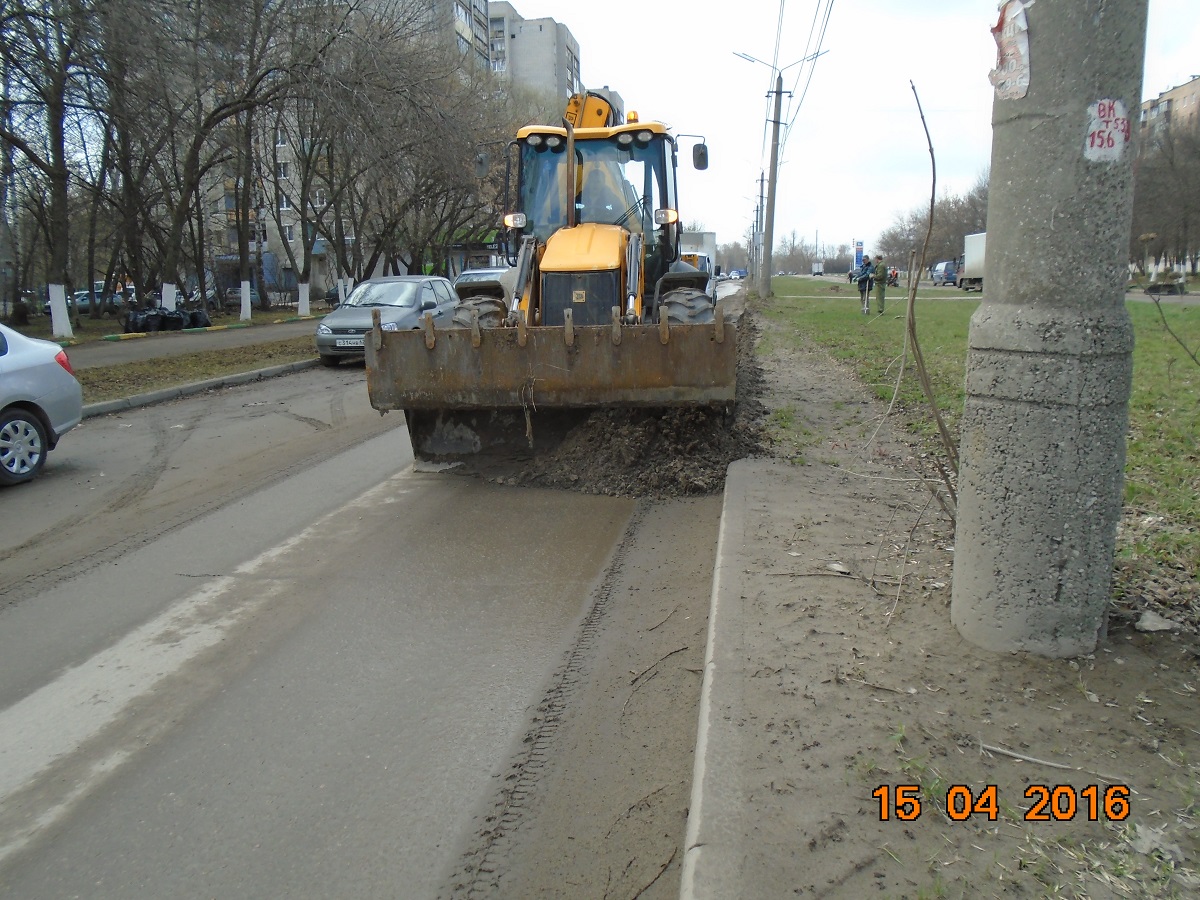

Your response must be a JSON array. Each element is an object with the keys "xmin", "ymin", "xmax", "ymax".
[{"xmin": 442, "ymin": 497, "xmax": 720, "ymax": 899}]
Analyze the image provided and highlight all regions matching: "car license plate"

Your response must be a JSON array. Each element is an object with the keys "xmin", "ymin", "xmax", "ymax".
[{"xmin": 335, "ymin": 337, "xmax": 364, "ymax": 348}]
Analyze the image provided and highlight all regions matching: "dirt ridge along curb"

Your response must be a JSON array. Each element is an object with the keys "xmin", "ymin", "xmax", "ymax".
[
  {"xmin": 449, "ymin": 501, "xmax": 649, "ymax": 899},
  {"xmin": 82, "ymin": 359, "xmax": 320, "ymax": 418}
]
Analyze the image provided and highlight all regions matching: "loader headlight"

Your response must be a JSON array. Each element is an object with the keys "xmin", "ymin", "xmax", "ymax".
[
  {"xmin": 504, "ymin": 212, "xmax": 527, "ymax": 229},
  {"xmin": 617, "ymin": 132, "xmax": 633, "ymax": 146},
  {"xmin": 637, "ymin": 130, "xmax": 652, "ymax": 144},
  {"xmin": 654, "ymin": 208, "xmax": 679, "ymax": 225},
  {"xmin": 525, "ymin": 135, "xmax": 543, "ymax": 147},
  {"xmin": 544, "ymin": 135, "xmax": 563, "ymax": 148}
]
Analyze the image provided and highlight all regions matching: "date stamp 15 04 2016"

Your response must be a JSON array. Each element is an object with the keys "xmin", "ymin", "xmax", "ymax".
[{"xmin": 873, "ymin": 784, "xmax": 1132, "ymax": 823}]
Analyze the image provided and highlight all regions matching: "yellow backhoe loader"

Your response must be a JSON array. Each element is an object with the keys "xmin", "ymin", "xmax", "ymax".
[{"xmin": 365, "ymin": 91, "xmax": 738, "ymax": 462}]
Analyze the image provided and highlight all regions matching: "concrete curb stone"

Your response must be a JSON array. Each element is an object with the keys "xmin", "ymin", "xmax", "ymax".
[{"xmin": 82, "ymin": 358, "xmax": 321, "ymax": 419}]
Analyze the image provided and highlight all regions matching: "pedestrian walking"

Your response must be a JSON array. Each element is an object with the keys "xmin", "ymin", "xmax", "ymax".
[{"xmin": 856, "ymin": 255, "xmax": 873, "ymax": 314}]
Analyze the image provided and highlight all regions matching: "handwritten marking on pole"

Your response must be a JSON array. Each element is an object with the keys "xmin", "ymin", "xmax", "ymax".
[
  {"xmin": 990, "ymin": 0, "xmax": 1032, "ymax": 100},
  {"xmin": 1084, "ymin": 99, "xmax": 1132, "ymax": 163}
]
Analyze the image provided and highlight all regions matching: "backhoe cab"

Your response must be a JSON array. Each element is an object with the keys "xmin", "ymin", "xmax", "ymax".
[{"xmin": 366, "ymin": 91, "xmax": 737, "ymax": 463}]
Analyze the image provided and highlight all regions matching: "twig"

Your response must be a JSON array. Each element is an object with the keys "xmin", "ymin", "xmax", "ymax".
[
  {"xmin": 631, "ymin": 646, "xmax": 688, "ymax": 684},
  {"xmin": 764, "ymin": 571, "xmax": 855, "ymax": 579},
  {"xmin": 604, "ymin": 783, "xmax": 675, "ymax": 839},
  {"xmin": 978, "ymin": 740, "xmax": 1133, "ymax": 787},
  {"xmin": 646, "ymin": 605, "xmax": 677, "ymax": 632},
  {"xmin": 630, "ymin": 847, "xmax": 677, "ymax": 900},
  {"xmin": 1151, "ymin": 296, "xmax": 1200, "ymax": 368},
  {"xmin": 847, "ymin": 676, "xmax": 911, "ymax": 695},
  {"xmin": 885, "ymin": 491, "xmax": 937, "ymax": 626},
  {"xmin": 620, "ymin": 669, "xmax": 657, "ymax": 721}
]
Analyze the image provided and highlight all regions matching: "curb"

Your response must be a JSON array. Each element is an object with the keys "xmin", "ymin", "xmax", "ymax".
[
  {"xmin": 101, "ymin": 321, "xmax": 263, "ymax": 341},
  {"xmin": 680, "ymin": 457, "xmax": 752, "ymax": 900},
  {"xmin": 82, "ymin": 358, "xmax": 321, "ymax": 419}
]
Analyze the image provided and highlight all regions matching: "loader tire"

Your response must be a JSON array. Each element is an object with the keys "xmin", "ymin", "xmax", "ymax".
[
  {"xmin": 452, "ymin": 296, "xmax": 507, "ymax": 329},
  {"xmin": 659, "ymin": 287, "xmax": 715, "ymax": 324}
]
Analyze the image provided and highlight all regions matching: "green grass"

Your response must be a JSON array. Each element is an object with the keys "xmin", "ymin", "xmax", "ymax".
[
  {"xmin": 74, "ymin": 337, "xmax": 318, "ymax": 404},
  {"xmin": 759, "ymin": 284, "xmax": 1200, "ymax": 577}
]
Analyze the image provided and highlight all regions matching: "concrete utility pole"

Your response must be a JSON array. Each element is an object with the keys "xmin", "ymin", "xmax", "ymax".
[
  {"xmin": 951, "ymin": 0, "xmax": 1148, "ymax": 657},
  {"xmin": 759, "ymin": 74, "xmax": 783, "ymax": 300}
]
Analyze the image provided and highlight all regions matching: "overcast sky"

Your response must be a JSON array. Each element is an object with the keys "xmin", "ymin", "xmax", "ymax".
[{"xmin": 502, "ymin": 0, "xmax": 1198, "ymax": 258}]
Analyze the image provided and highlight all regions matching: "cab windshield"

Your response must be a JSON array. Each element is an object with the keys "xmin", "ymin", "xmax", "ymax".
[{"xmin": 518, "ymin": 133, "xmax": 670, "ymax": 243}]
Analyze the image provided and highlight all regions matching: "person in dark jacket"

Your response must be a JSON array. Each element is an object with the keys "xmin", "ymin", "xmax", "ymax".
[{"xmin": 856, "ymin": 255, "xmax": 874, "ymax": 313}]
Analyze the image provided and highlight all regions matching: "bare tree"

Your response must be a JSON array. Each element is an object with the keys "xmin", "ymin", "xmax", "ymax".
[
  {"xmin": 877, "ymin": 172, "xmax": 989, "ymax": 267},
  {"xmin": 0, "ymin": 0, "xmax": 104, "ymax": 336},
  {"xmin": 1131, "ymin": 120, "xmax": 1200, "ymax": 274}
]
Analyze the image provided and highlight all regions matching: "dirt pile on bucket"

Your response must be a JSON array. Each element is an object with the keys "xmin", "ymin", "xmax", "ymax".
[{"xmin": 506, "ymin": 318, "xmax": 767, "ymax": 498}]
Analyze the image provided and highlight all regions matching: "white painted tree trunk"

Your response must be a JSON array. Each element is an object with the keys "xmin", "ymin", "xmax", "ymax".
[
  {"xmin": 240, "ymin": 281, "xmax": 252, "ymax": 321},
  {"xmin": 47, "ymin": 283, "xmax": 74, "ymax": 340},
  {"xmin": 298, "ymin": 282, "xmax": 310, "ymax": 317}
]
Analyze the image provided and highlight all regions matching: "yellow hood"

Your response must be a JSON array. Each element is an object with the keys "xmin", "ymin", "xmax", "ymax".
[{"xmin": 540, "ymin": 223, "xmax": 626, "ymax": 273}]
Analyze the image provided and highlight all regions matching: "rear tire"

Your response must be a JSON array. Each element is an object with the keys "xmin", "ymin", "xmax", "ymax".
[
  {"xmin": 0, "ymin": 408, "xmax": 48, "ymax": 486},
  {"xmin": 451, "ymin": 296, "xmax": 508, "ymax": 328},
  {"xmin": 659, "ymin": 287, "xmax": 715, "ymax": 324}
]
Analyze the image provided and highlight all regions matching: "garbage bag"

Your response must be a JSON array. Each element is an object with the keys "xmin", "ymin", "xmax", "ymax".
[{"xmin": 160, "ymin": 309, "xmax": 185, "ymax": 331}]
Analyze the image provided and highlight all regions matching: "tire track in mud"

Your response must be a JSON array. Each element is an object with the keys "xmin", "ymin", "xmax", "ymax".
[
  {"xmin": 0, "ymin": 411, "xmax": 181, "ymax": 564},
  {"xmin": 447, "ymin": 501, "xmax": 650, "ymax": 899},
  {"xmin": 0, "ymin": 401, "xmax": 395, "ymax": 604}
]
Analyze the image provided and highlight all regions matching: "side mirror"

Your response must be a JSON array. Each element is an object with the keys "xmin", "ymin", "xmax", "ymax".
[
  {"xmin": 474, "ymin": 152, "xmax": 490, "ymax": 179},
  {"xmin": 421, "ymin": 298, "xmax": 437, "ymax": 311},
  {"xmin": 692, "ymin": 143, "xmax": 709, "ymax": 170}
]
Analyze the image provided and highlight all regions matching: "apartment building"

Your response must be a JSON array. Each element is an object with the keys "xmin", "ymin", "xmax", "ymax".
[
  {"xmin": 488, "ymin": 2, "xmax": 581, "ymax": 102},
  {"xmin": 1139, "ymin": 74, "xmax": 1200, "ymax": 144},
  {"xmin": 210, "ymin": 2, "xmax": 584, "ymax": 298}
]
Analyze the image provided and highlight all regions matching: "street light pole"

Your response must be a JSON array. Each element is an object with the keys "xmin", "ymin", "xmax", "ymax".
[
  {"xmin": 735, "ymin": 50, "xmax": 826, "ymax": 299},
  {"xmin": 761, "ymin": 72, "xmax": 783, "ymax": 299}
]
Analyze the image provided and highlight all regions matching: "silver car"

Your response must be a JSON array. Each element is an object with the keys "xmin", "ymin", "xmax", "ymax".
[
  {"xmin": 314, "ymin": 275, "xmax": 460, "ymax": 366},
  {"xmin": 0, "ymin": 322, "xmax": 83, "ymax": 485}
]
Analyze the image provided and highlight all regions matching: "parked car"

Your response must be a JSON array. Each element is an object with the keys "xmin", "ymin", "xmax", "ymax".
[
  {"xmin": 0, "ymin": 322, "xmax": 83, "ymax": 486},
  {"xmin": 932, "ymin": 261, "xmax": 958, "ymax": 286},
  {"xmin": 223, "ymin": 286, "xmax": 262, "ymax": 308},
  {"xmin": 314, "ymin": 275, "xmax": 461, "ymax": 367}
]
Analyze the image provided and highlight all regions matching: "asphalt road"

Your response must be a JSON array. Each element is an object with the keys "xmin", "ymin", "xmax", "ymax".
[{"xmin": 0, "ymin": 364, "xmax": 636, "ymax": 897}]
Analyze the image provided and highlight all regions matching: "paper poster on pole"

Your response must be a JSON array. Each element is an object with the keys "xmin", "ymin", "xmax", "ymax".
[{"xmin": 990, "ymin": 0, "xmax": 1032, "ymax": 100}]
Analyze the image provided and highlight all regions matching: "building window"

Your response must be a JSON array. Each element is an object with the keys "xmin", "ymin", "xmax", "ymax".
[
  {"xmin": 313, "ymin": 188, "xmax": 327, "ymax": 208},
  {"xmin": 279, "ymin": 194, "xmax": 291, "ymax": 211},
  {"xmin": 276, "ymin": 162, "xmax": 289, "ymax": 180},
  {"xmin": 284, "ymin": 224, "xmax": 295, "ymax": 242},
  {"xmin": 275, "ymin": 128, "xmax": 286, "ymax": 146}
]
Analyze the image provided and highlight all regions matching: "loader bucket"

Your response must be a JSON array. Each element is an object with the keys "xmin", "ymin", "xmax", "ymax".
[{"xmin": 365, "ymin": 307, "xmax": 738, "ymax": 461}]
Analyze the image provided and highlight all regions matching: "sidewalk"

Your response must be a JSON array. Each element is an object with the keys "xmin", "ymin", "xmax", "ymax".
[{"xmin": 679, "ymin": 329, "xmax": 1199, "ymax": 898}]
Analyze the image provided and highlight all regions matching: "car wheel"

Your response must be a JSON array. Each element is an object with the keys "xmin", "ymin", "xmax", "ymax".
[
  {"xmin": 318, "ymin": 355, "xmax": 340, "ymax": 368},
  {"xmin": 0, "ymin": 408, "xmax": 49, "ymax": 486}
]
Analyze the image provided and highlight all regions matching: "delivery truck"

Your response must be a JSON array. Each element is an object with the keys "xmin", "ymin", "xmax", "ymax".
[
  {"xmin": 959, "ymin": 232, "xmax": 985, "ymax": 292},
  {"xmin": 680, "ymin": 230, "xmax": 719, "ymax": 300}
]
